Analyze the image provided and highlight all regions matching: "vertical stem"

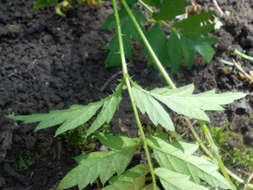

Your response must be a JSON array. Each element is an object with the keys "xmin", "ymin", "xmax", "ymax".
[
  {"xmin": 120, "ymin": 0, "xmax": 176, "ymax": 89},
  {"xmin": 112, "ymin": 0, "xmax": 157, "ymax": 189},
  {"xmin": 200, "ymin": 122, "xmax": 236, "ymax": 190}
]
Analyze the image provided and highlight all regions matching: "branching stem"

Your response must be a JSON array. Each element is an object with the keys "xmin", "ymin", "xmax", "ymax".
[
  {"xmin": 200, "ymin": 122, "xmax": 236, "ymax": 190},
  {"xmin": 120, "ymin": 0, "xmax": 176, "ymax": 89},
  {"xmin": 179, "ymin": 116, "xmax": 253, "ymax": 189},
  {"xmin": 112, "ymin": 0, "xmax": 157, "ymax": 189}
]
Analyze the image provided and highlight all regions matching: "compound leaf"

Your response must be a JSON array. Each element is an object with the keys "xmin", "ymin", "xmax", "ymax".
[
  {"xmin": 9, "ymin": 91, "xmax": 123, "ymax": 136},
  {"xmin": 103, "ymin": 164, "xmax": 148, "ymax": 190},
  {"xmin": 155, "ymin": 168, "xmax": 208, "ymax": 190},
  {"xmin": 151, "ymin": 83, "xmax": 246, "ymax": 122},
  {"xmin": 102, "ymin": 7, "xmax": 146, "ymax": 67},
  {"xmin": 173, "ymin": 12, "xmax": 215, "ymax": 34},
  {"xmin": 104, "ymin": 33, "xmax": 131, "ymax": 67},
  {"xmin": 148, "ymin": 136, "xmax": 230, "ymax": 189},
  {"xmin": 132, "ymin": 85, "xmax": 175, "ymax": 131},
  {"xmin": 58, "ymin": 144, "xmax": 138, "ymax": 189},
  {"xmin": 167, "ymin": 31, "xmax": 217, "ymax": 73},
  {"xmin": 86, "ymin": 93, "xmax": 122, "ymax": 136},
  {"xmin": 97, "ymin": 133, "xmax": 140, "ymax": 150},
  {"xmin": 153, "ymin": 0, "xmax": 188, "ymax": 21},
  {"xmin": 142, "ymin": 24, "xmax": 169, "ymax": 66},
  {"xmin": 9, "ymin": 102, "xmax": 103, "ymax": 136}
]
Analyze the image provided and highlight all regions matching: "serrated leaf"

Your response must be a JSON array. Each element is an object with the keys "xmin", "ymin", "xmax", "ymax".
[
  {"xmin": 132, "ymin": 85, "xmax": 175, "ymax": 131},
  {"xmin": 142, "ymin": 24, "xmax": 168, "ymax": 67},
  {"xmin": 148, "ymin": 136, "xmax": 230, "ymax": 189},
  {"xmin": 9, "ymin": 102, "xmax": 103, "ymax": 136},
  {"xmin": 58, "ymin": 145, "xmax": 138, "ymax": 189},
  {"xmin": 173, "ymin": 12, "xmax": 215, "ymax": 34},
  {"xmin": 155, "ymin": 168, "xmax": 208, "ymax": 190},
  {"xmin": 102, "ymin": 7, "xmax": 146, "ymax": 67},
  {"xmin": 103, "ymin": 164, "xmax": 148, "ymax": 190},
  {"xmin": 153, "ymin": 0, "xmax": 188, "ymax": 21},
  {"xmin": 105, "ymin": 33, "xmax": 131, "ymax": 67},
  {"xmin": 97, "ymin": 133, "xmax": 140, "ymax": 150},
  {"xmin": 86, "ymin": 93, "xmax": 122, "ymax": 136},
  {"xmin": 9, "ymin": 91, "xmax": 123, "ymax": 136},
  {"xmin": 167, "ymin": 31, "xmax": 217, "ymax": 73},
  {"xmin": 150, "ymin": 84, "xmax": 246, "ymax": 121},
  {"xmin": 102, "ymin": 9, "xmax": 128, "ymax": 30}
]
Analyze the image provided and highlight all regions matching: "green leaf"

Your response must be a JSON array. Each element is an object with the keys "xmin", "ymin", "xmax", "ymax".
[
  {"xmin": 58, "ymin": 145, "xmax": 138, "ymax": 189},
  {"xmin": 102, "ymin": 8, "xmax": 146, "ymax": 67},
  {"xmin": 142, "ymin": 24, "xmax": 168, "ymax": 67},
  {"xmin": 33, "ymin": 0, "xmax": 58, "ymax": 8},
  {"xmin": 103, "ymin": 164, "xmax": 148, "ymax": 190},
  {"xmin": 105, "ymin": 33, "xmax": 131, "ymax": 67},
  {"xmin": 173, "ymin": 12, "xmax": 215, "ymax": 34},
  {"xmin": 142, "ymin": 0, "xmax": 160, "ymax": 6},
  {"xmin": 9, "ymin": 91, "xmax": 123, "ymax": 136},
  {"xmin": 167, "ymin": 31, "xmax": 217, "ymax": 73},
  {"xmin": 153, "ymin": 0, "xmax": 188, "ymax": 21},
  {"xmin": 97, "ymin": 133, "xmax": 140, "ymax": 150},
  {"xmin": 150, "ymin": 83, "xmax": 246, "ymax": 121},
  {"xmin": 141, "ymin": 184, "xmax": 161, "ymax": 190},
  {"xmin": 132, "ymin": 85, "xmax": 175, "ymax": 131},
  {"xmin": 86, "ymin": 93, "xmax": 122, "ymax": 136},
  {"xmin": 148, "ymin": 136, "xmax": 230, "ymax": 189},
  {"xmin": 155, "ymin": 168, "xmax": 208, "ymax": 190},
  {"xmin": 9, "ymin": 102, "xmax": 103, "ymax": 136},
  {"xmin": 102, "ymin": 9, "xmax": 128, "ymax": 30}
]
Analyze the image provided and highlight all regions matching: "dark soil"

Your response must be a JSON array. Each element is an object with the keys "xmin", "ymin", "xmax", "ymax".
[{"xmin": 0, "ymin": 0, "xmax": 252, "ymax": 189}]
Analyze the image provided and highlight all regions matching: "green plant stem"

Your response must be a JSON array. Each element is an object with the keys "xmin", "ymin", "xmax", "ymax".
[
  {"xmin": 120, "ymin": 0, "xmax": 176, "ymax": 89},
  {"xmin": 234, "ymin": 49, "xmax": 253, "ymax": 61},
  {"xmin": 112, "ymin": 0, "xmax": 157, "ymax": 189},
  {"xmin": 180, "ymin": 117, "xmax": 214, "ymax": 159},
  {"xmin": 181, "ymin": 117, "xmax": 253, "ymax": 189},
  {"xmin": 200, "ymin": 122, "xmax": 236, "ymax": 190}
]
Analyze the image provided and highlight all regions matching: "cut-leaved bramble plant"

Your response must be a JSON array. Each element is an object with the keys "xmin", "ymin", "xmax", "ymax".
[{"xmin": 9, "ymin": 0, "xmax": 253, "ymax": 190}]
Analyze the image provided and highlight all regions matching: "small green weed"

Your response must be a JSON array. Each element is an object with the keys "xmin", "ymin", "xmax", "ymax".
[
  {"xmin": 210, "ymin": 125, "xmax": 253, "ymax": 173},
  {"xmin": 15, "ymin": 151, "xmax": 40, "ymax": 170}
]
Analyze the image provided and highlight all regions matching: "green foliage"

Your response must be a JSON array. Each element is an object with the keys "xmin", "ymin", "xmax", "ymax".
[
  {"xmin": 154, "ymin": 168, "xmax": 208, "ymax": 190},
  {"xmin": 148, "ymin": 136, "xmax": 230, "ymax": 189},
  {"xmin": 64, "ymin": 124, "xmax": 97, "ymax": 151},
  {"xmin": 8, "ymin": 0, "xmax": 251, "ymax": 189},
  {"xmin": 58, "ymin": 134, "xmax": 140, "ymax": 189},
  {"xmin": 167, "ymin": 32, "xmax": 217, "ymax": 73},
  {"xmin": 210, "ymin": 125, "xmax": 253, "ymax": 172},
  {"xmin": 132, "ymin": 83, "xmax": 246, "ymax": 130},
  {"xmin": 103, "ymin": 164, "xmax": 149, "ymax": 190},
  {"xmin": 152, "ymin": 0, "xmax": 188, "ymax": 21},
  {"xmin": 102, "ymin": 0, "xmax": 217, "ymax": 72},
  {"xmin": 102, "ymin": 7, "xmax": 146, "ymax": 67},
  {"xmin": 15, "ymin": 151, "xmax": 41, "ymax": 170},
  {"xmin": 33, "ymin": 0, "xmax": 58, "ymax": 9},
  {"xmin": 9, "ymin": 91, "xmax": 122, "ymax": 137}
]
